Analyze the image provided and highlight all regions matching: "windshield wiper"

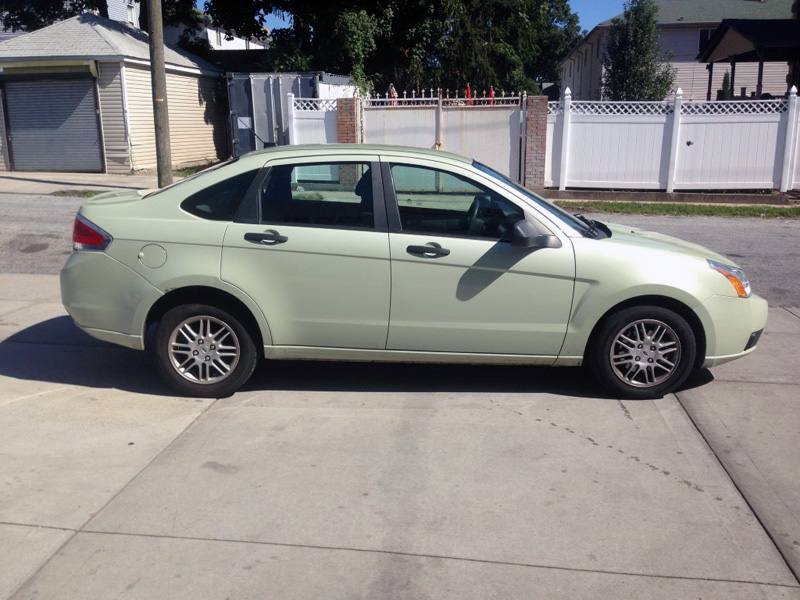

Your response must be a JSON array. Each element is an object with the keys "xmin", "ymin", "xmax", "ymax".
[{"xmin": 574, "ymin": 213, "xmax": 601, "ymax": 238}]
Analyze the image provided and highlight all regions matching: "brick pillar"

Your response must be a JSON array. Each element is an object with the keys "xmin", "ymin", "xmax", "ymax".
[
  {"xmin": 336, "ymin": 97, "xmax": 361, "ymax": 143},
  {"xmin": 524, "ymin": 96, "xmax": 548, "ymax": 191}
]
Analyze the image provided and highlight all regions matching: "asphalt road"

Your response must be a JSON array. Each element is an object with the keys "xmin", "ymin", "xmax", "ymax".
[{"xmin": 1, "ymin": 193, "xmax": 797, "ymax": 306}]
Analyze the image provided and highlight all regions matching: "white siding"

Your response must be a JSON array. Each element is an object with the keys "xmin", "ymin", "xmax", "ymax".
[
  {"xmin": 97, "ymin": 62, "xmax": 130, "ymax": 173},
  {"xmin": 125, "ymin": 64, "xmax": 228, "ymax": 170},
  {"xmin": 561, "ymin": 30, "xmax": 604, "ymax": 100}
]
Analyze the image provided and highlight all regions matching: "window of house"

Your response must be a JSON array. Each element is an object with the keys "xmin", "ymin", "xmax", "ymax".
[
  {"xmin": 698, "ymin": 29, "xmax": 714, "ymax": 54},
  {"xmin": 260, "ymin": 162, "xmax": 375, "ymax": 228},
  {"xmin": 389, "ymin": 164, "xmax": 524, "ymax": 241}
]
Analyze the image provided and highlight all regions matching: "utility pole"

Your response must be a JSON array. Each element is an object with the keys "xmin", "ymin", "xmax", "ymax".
[{"xmin": 146, "ymin": 0, "xmax": 173, "ymax": 187}]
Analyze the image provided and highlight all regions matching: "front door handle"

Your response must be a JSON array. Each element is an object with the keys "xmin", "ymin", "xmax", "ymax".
[
  {"xmin": 406, "ymin": 244, "xmax": 450, "ymax": 258},
  {"xmin": 244, "ymin": 231, "xmax": 288, "ymax": 245}
]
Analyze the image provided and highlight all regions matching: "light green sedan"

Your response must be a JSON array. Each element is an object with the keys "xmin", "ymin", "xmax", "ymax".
[{"xmin": 60, "ymin": 145, "xmax": 767, "ymax": 399}]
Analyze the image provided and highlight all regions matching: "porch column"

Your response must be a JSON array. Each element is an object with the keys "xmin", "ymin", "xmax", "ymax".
[{"xmin": 706, "ymin": 62, "xmax": 714, "ymax": 101}]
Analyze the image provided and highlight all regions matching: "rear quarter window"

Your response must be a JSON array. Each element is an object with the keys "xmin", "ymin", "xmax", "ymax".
[{"xmin": 181, "ymin": 169, "xmax": 260, "ymax": 221}]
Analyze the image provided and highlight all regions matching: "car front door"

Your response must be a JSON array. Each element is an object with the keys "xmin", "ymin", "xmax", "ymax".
[
  {"xmin": 383, "ymin": 159, "xmax": 575, "ymax": 357},
  {"xmin": 221, "ymin": 157, "xmax": 390, "ymax": 349}
]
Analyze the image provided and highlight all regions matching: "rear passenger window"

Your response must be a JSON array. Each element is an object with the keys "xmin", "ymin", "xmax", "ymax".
[
  {"xmin": 181, "ymin": 169, "xmax": 260, "ymax": 221},
  {"xmin": 260, "ymin": 162, "xmax": 374, "ymax": 228}
]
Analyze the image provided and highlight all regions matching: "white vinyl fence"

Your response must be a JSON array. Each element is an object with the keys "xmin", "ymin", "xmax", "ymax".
[
  {"xmin": 548, "ymin": 87, "xmax": 800, "ymax": 192},
  {"xmin": 285, "ymin": 88, "xmax": 800, "ymax": 192},
  {"xmin": 287, "ymin": 92, "xmax": 526, "ymax": 181},
  {"xmin": 286, "ymin": 95, "xmax": 338, "ymax": 145}
]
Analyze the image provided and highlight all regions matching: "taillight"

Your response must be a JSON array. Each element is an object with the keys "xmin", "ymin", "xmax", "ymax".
[{"xmin": 73, "ymin": 215, "xmax": 112, "ymax": 251}]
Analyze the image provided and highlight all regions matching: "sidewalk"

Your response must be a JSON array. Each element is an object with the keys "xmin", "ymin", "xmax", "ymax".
[
  {"xmin": 0, "ymin": 172, "xmax": 160, "ymax": 195},
  {"xmin": 1, "ymin": 273, "xmax": 799, "ymax": 599}
]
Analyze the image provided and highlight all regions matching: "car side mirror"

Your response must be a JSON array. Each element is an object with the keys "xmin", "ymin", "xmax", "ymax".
[{"xmin": 511, "ymin": 219, "xmax": 562, "ymax": 249}]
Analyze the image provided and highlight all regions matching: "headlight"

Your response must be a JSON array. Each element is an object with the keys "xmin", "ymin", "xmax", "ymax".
[{"xmin": 708, "ymin": 260, "xmax": 751, "ymax": 298}]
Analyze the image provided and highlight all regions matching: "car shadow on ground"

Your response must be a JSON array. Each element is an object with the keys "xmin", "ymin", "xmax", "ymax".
[{"xmin": 0, "ymin": 316, "xmax": 714, "ymax": 400}]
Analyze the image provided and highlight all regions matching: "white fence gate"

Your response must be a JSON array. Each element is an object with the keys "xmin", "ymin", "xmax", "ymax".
[
  {"xmin": 286, "ymin": 93, "xmax": 526, "ymax": 182},
  {"xmin": 286, "ymin": 95, "xmax": 339, "ymax": 146},
  {"xmin": 363, "ymin": 95, "xmax": 525, "ymax": 181},
  {"xmin": 548, "ymin": 87, "xmax": 800, "ymax": 192}
]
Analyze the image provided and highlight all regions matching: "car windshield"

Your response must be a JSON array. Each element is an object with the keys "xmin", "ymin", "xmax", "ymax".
[{"xmin": 473, "ymin": 161, "xmax": 592, "ymax": 235}]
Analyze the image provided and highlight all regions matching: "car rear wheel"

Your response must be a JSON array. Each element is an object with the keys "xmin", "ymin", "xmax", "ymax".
[
  {"xmin": 589, "ymin": 306, "xmax": 696, "ymax": 400},
  {"xmin": 153, "ymin": 304, "xmax": 257, "ymax": 398}
]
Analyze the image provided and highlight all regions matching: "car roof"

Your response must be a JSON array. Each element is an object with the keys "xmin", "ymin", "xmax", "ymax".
[{"xmin": 237, "ymin": 144, "xmax": 473, "ymax": 167}]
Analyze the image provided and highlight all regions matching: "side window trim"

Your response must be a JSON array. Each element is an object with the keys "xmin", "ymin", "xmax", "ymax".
[
  {"xmin": 380, "ymin": 160, "xmax": 402, "ymax": 233},
  {"xmin": 233, "ymin": 166, "xmax": 269, "ymax": 224}
]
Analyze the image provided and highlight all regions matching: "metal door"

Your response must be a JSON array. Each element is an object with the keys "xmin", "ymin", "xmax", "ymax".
[{"xmin": 4, "ymin": 79, "xmax": 103, "ymax": 172}]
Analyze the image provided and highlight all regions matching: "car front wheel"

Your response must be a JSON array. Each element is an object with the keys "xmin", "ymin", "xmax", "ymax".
[
  {"xmin": 589, "ymin": 306, "xmax": 696, "ymax": 400},
  {"xmin": 153, "ymin": 304, "xmax": 257, "ymax": 398}
]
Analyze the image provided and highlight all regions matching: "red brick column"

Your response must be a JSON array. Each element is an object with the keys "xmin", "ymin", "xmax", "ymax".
[
  {"xmin": 337, "ymin": 98, "xmax": 361, "ymax": 143},
  {"xmin": 524, "ymin": 96, "xmax": 548, "ymax": 191}
]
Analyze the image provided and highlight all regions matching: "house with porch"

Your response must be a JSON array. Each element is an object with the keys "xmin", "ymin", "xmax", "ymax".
[{"xmin": 560, "ymin": 0, "xmax": 793, "ymax": 101}]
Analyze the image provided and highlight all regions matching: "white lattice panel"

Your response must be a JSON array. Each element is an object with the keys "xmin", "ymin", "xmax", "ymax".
[
  {"xmin": 571, "ymin": 101, "xmax": 672, "ymax": 116},
  {"xmin": 293, "ymin": 98, "xmax": 337, "ymax": 112},
  {"xmin": 548, "ymin": 102, "xmax": 563, "ymax": 116},
  {"xmin": 681, "ymin": 100, "xmax": 788, "ymax": 116}
]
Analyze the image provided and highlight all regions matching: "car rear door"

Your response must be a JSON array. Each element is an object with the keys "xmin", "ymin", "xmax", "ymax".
[{"xmin": 221, "ymin": 156, "xmax": 391, "ymax": 349}]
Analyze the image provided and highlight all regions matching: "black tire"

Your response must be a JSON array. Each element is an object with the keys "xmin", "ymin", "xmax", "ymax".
[
  {"xmin": 588, "ymin": 305, "xmax": 696, "ymax": 400},
  {"xmin": 152, "ymin": 304, "xmax": 258, "ymax": 398}
]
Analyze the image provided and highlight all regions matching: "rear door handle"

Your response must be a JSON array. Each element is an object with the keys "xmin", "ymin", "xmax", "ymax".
[
  {"xmin": 244, "ymin": 231, "xmax": 288, "ymax": 245},
  {"xmin": 406, "ymin": 244, "xmax": 450, "ymax": 258}
]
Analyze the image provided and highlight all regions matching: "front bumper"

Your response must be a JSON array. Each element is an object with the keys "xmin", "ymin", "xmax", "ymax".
[
  {"xmin": 60, "ymin": 251, "xmax": 162, "ymax": 350},
  {"xmin": 697, "ymin": 293, "xmax": 769, "ymax": 368}
]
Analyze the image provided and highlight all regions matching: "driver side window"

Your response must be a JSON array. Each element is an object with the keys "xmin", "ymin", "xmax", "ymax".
[{"xmin": 390, "ymin": 164, "xmax": 523, "ymax": 241}]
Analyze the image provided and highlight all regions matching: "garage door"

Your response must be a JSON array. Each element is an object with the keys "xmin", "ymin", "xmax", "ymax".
[{"xmin": 4, "ymin": 79, "xmax": 104, "ymax": 172}]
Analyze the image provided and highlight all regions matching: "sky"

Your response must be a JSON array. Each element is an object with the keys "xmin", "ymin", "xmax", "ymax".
[
  {"xmin": 569, "ymin": 0, "xmax": 626, "ymax": 30},
  {"xmin": 262, "ymin": 1, "xmax": 628, "ymax": 33}
]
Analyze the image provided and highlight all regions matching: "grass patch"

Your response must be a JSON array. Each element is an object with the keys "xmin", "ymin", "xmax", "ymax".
[
  {"xmin": 554, "ymin": 200, "xmax": 800, "ymax": 219},
  {"xmin": 51, "ymin": 190, "xmax": 106, "ymax": 198}
]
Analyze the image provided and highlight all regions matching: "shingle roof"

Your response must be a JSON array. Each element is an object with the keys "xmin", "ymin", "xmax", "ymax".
[
  {"xmin": 0, "ymin": 13, "xmax": 220, "ymax": 72},
  {"xmin": 600, "ymin": 0, "xmax": 792, "ymax": 26}
]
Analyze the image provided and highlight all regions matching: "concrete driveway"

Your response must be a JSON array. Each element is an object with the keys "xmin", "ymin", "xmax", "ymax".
[{"xmin": 1, "ymin": 272, "xmax": 799, "ymax": 599}]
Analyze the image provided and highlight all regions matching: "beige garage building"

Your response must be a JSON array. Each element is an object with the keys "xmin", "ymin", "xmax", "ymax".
[{"xmin": 0, "ymin": 13, "xmax": 228, "ymax": 173}]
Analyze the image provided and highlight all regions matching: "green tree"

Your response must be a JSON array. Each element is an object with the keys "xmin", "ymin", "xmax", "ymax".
[
  {"xmin": 717, "ymin": 70, "xmax": 732, "ymax": 100},
  {"xmin": 0, "ymin": 0, "xmax": 107, "ymax": 32},
  {"xmin": 1, "ymin": 0, "xmax": 581, "ymax": 96},
  {"xmin": 441, "ymin": 0, "xmax": 580, "ymax": 94},
  {"xmin": 601, "ymin": 0, "xmax": 675, "ymax": 101}
]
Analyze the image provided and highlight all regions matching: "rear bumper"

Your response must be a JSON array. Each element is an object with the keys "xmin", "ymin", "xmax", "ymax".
[
  {"xmin": 697, "ymin": 293, "xmax": 769, "ymax": 368},
  {"xmin": 60, "ymin": 251, "xmax": 162, "ymax": 351}
]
